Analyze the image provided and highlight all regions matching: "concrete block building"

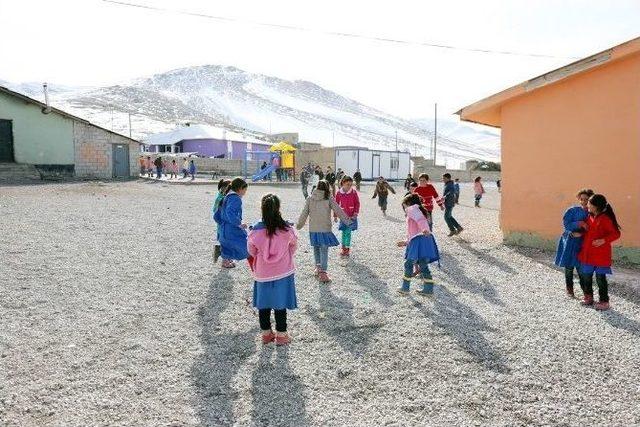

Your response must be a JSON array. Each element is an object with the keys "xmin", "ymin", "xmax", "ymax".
[{"xmin": 0, "ymin": 86, "xmax": 140, "ymax": 180}]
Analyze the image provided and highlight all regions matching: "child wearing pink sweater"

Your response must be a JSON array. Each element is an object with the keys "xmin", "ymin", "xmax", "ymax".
[
  {"xmin": 248, "ymin": 194, "xmax": 298, "ymax": 346},
  {"xmin": 397, "ymin": 194, "xmax": 440, "ymax": 295},
  {"xmin": 334, "ymin": 175, "xmax": 360, "ymax": 257}
]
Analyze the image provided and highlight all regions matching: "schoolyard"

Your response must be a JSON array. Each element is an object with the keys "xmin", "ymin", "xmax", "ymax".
[{"xmin": 1, "ymin": 180, "xmax": 639, "ymax": 426}]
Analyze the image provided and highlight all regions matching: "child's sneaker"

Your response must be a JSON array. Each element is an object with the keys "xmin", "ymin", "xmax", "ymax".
[
  {"xmin": 221, "ymin": 259, "xmax": 236, "ymax": 269},
  {"xmin": 345, "ymin": 247, "xmax": 351, "ymax": 257},
  {"xmin": 275, "ymin": 333, "xmax": 291, "ymax": 346},
  {"xmin": 581, "ymin": 294, "xmax": 594, "ymax": 306},
  {"xmin": 261, "ymin": 330, "xmax": 275, "ymax": 344},
  {"xmin": 595, "ymin": 301, "xmax": 610, "ymax": 311},
  {"xmin": 340, "ymin": 246, "xmax": 348, "ymax": 257},
  {"xmin": 213, "ymin": 245, "xmax": 221, "ymax": 263},
  {"xmin": 318, "ymin": 271, "xmax": 331, "ymax": 283}
]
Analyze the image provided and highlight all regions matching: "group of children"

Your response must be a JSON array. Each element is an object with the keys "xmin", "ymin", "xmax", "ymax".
[
  {"xmin": 555, "ymin": 189, "xmax": 622, "ymax": 310},
  {"xmin": 138, "ymin": 156, "xmax": 197, "ymax": 180},
  {"xmin": 211, "ymin": 174, "xmax": 442, "ymax": 345}
]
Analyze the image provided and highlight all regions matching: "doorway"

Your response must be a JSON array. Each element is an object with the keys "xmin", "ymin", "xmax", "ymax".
[
  {"xmin": 0, "ymin": 119, "xmax": 14, "ymax": 162},
  {"xmin": 112, "ymin": 144, "xmax": 130, "ymax": 177}
]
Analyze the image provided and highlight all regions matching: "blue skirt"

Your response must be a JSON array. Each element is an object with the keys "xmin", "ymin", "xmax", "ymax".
[
  {"xmin": 555, "ymin": 233, "xmax": 582, "ymax": 268},
  {"xmin": 580, "ymin": 264, "xmax": 613, "ymax": 275},
  {"xmin": 309, "ymin": 232, "xmax": 339, "ymax": 247},
  {"xmin": 253, "ymin": 274, "xmax": 297, "ymax": 310},
  {"xmin": 338, "ymin": 217, "xmax": 358, "ymax": 231},
  {"xmin": 405, "ymin": 235, "xmax": 440, "ymax": 263}
]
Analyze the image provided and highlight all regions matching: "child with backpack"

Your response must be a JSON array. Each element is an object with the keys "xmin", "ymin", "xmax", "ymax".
[
  {"xmin": 578, "ymin": 194, "xmax": 622, "ymax": 310},
  {"xmin": 214, "ymin": 178, "xmax": 249, "ymax": 269},
  {"xmin": 297, "ymin": 180, "xmax": 351, "ymax": 282},
  {"xmin": 334, "ymin": 175, "xmax": 360, "ymax": 257},
  {"xmin": 372, "ymin": 176, "xmax": 396, "ymax": 216},
  {"xmin": 248, "ymin": 194, "xmax": 298, "ymax": 346},
  {"xmin": 554, "ymin": 188, "xmax": 593, "ymax": 297},
  {"xmin": 397, "ymin": 194, "xmax": 440, "ymax": 296}
]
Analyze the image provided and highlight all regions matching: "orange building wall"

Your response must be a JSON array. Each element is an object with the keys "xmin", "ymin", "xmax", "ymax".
[{"xmin": 500, "ymin": 52, "xmax": 640, "ymax": 260}]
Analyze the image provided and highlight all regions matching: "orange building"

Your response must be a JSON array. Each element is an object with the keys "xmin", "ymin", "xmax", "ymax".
[{"xmin": 458, "ymin": 37, "xmax": 640, "ymax": 264}]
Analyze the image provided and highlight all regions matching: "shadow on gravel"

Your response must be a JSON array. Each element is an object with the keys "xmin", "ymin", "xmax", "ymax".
[
  {"xmin": 453, "ymin": 240, "xmax": 516, "ymax": 274},
  {"xmin": 251, "ymin": 346, "xmax": 310, "ymax": 426},
  {"xmin": 600, "ymin": 311, "xmax": 640, "ymax": 338},
  {"xmin": 440, "ymin": 253, "xmax": 504, "ymax": 307},
  {"xmin": 412, "ymin": 287, "xmax": 510, "ymax": 373},
  {"xmin": 384, "ymin": 215, "xmax": 405, "ymax": 224},
  {"xmin": 347, "ymin": 259, "xmax": 395, "ymax": 307},
  {"xmin": 306, "ymin": 285, "xmax": 384, "ymax": 358},
  {"xmin": 192, "ymin": 269, "xmax": 255, "ymax": 426}
]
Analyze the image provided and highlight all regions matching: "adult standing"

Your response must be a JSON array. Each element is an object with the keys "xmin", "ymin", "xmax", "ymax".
[
  {"xmin": 442, "ymin": 173, "xmax": 464, "ymax": 236},
  {"xmin": 353, "ymin": 169, "xmax": 362, "ymax": 191}
]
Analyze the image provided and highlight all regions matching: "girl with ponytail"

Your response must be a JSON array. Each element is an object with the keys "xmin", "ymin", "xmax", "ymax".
[{"xmin": 577, "ymin": 194, "xmax": 622, "ymax": 310}]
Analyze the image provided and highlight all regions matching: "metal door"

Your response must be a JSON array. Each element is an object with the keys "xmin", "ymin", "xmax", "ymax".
[
  {"xmin": 372, "ymin": 154, "xmax": 380, "ymax": 178},
  {"xmin": 0, "ymin": 120, "xmax": 14, "ymax": 162},
  {"xmin": 112, "ymin": 144, "xmax": 130, "ymax": 177}
]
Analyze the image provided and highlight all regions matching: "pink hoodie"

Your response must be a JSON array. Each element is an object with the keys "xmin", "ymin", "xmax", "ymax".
[
  {"xmin": 405, "ymin": 204, "xmax": 431, "ymax": 242},
  {"xmin": 334, "ymin": 187, "xmax": 360, "ymax": 218},
  {"xmin": 247, "ymin": 225, "xmax": 297, "ymax": 282}
]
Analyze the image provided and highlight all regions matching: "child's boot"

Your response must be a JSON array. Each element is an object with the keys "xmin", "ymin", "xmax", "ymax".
[
  {"xmin": 595, "ymin": 301, "xmax": 610, "ymax": 311},
  {"xmin": 318, "ymin": 271, "xmax": 331, "ymax": 283},
  {"xmin": 416, "ymin": 279, "xmax": 435, "ymax": 296},
  {"xmin": 222, "ymin": 259, "xmax": 236, "ymax": 269},
  {"xmin": 275, "ymin": 332, "xmax": 291, "ymax": 346},
  {"xmin": 581, "ymin": 294, "xmax": 594, "ymax": 306},
  {"xmin": 397, "ymin": 278, "xmax": 411, "ymax": 295},
  {"xmin": 345, "ymin": 247, "xmax": 351, "ymax": 257},
  {"xmin": 261, "ymin": 330, "xmax": 275, "ymax": 344},
  {"xmin": 340, "ymin": 246, "xmax": 348, "ymax": 257}
]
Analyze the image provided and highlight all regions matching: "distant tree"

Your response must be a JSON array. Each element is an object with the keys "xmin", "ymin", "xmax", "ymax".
[{"xmin": 471, "ymin": 161, "xmax": 501, "ymax": 171}]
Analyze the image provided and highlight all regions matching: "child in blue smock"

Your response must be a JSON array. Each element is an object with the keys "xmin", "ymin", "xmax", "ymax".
[
  {"xmin": 214, "ymin": 177, "xmax": 249, "ymax": 269},
  {"xmin": 554, "ymin": 188, "xmax": 593, "ymax": 297},
  {"xmin": 212, "ymin": 179, "xmax": 231, "ymax": 263}
]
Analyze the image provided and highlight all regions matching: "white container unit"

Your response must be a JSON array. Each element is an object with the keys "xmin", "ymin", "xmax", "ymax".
[{"xmin": 335, "ymin": 148, "xmax": 410, "ymax": 181}]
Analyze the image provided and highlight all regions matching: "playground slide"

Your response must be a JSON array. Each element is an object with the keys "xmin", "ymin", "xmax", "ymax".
[{"xmin": 252, "ymin": 164, "xmax": 276, "ymax": 182}]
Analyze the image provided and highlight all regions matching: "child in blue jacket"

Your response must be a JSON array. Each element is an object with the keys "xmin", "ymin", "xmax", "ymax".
[{"xmin": 214, "ymin": 178, "xmax": 249, "ymax": 268}]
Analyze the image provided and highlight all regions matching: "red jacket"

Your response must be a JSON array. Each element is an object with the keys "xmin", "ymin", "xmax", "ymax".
[
  {"xmin": 335, "ymin": 188, "xmax": 360, "ymax": 218},
  {"xmin": 578, "ymin": 214, "xmax": 621, "ymax": 267},
  {"xmin": 414, "ymin": 185, "xmax": 443, "ymax": 212}
]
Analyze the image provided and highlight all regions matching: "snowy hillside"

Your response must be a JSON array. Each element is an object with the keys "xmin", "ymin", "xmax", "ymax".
[{"xmin": 1, "ymin": 66, "xmax": 500, "ymax": 167}]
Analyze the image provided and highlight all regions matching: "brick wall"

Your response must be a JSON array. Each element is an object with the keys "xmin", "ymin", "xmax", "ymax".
[{"xmin": 73, "ymin": 122, "xmax": 140, "ymax": 179}]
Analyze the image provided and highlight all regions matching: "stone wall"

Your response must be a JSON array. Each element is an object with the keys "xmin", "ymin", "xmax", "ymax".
[
  {"xmin": 412, "ymin": 156, "xmax": 501, "ymax": 183},
  {"xmin": 295, "ymin": 147, "xmax": 336, "ymax": 174},
  {"xmin": 73, "ymin": 122, "xmax": 140, "ymax": 179}
]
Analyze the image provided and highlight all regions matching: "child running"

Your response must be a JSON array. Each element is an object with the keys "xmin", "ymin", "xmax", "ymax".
[
  {"xmin": 212, "ymin": 179, "xmax": 231, "ymax": 263},
  {"xmin": 372, "ymin": 176, "xmax": 396, "ymax": 216},
  {"xmin": 577, "ymin": 194, "xmax": 622, "ymax": 310},
  {"xmin": 414, "ymin": 174, "xmax": 444, "ymax": 228},
  {"xmin": 554, "ymin": 188, "xmax": 593, "ymax": 297},
  {"xmin": 334, "ymin": 175, "xmax": 360, "ymax": 257},
  {"xmin": 474, "ymin": 176, "xmax": 485, "ymax": 207},
  {"xmin": 248, "ymin": 194, "xmax": 298, "ymax": 346},
  {"xmin": 297, "ymin": 180, "xmax": 351, "ymax": 283},
  {"xmin": 397, "ymin": 194, "xmax": 440, "ymax": 296},
  {"xmin": 214, "ymin": 177, "xmax": 249, "ymax": 269}
]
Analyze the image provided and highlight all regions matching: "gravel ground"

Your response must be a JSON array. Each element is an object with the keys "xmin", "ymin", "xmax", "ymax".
[{"xmin": 1, "ymin": 180, "xmax": 639, "ymax": 426}]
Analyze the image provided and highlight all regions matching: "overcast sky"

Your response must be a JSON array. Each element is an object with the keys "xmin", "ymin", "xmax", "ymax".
[{"xmin": 0, "ymin": 0, "xmax": 638, "ymax": 118}]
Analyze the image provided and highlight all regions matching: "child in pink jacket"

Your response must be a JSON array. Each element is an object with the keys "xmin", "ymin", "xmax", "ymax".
[
  {"xmin": 248, "ymin": 193, "xmax": 297, "ymax": 346},
  {"xmin": 397, "ymin": 194, "xmax": 440, "ymax": 295},
  {"xmin": 334, "ymin": 175, "xmax": 360, "ymax": 257}
]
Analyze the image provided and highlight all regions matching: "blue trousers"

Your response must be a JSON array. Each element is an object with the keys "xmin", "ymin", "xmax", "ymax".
[
  {"xmin": 444, "ymin": 205, "xmax": 462, "ymax": 232},
  {"xmin": 401, "ymin": 258, "xmax": 434, "ymax": 293},
  {"xmin": 313, "ymin": 246, "xmax": 329, "ymax": 271}
]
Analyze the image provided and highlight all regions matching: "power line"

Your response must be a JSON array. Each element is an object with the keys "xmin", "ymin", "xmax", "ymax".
[{"xmin": 102, "ymin": 0, "xmax": 579, "ymax": 60}]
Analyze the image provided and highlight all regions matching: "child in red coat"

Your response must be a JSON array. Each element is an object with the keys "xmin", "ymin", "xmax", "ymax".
[
  {"xmin": 414, "ymin": 174, "xmax": 444, "ymax": 228},
  {"xmin": 334, "ymin": 175, "xmax": 360, "ymax": 256},
  {"xmin": 578, "ymin": 194, "xmax": 622, "ymax": 310}
]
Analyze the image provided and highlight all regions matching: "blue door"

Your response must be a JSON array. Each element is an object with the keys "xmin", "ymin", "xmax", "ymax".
[
  {"xmin": 112, "ymin": 144, "xmax": 130, "ymax": 177},
  {"xmin": 0, "ymin": 120, "xmax": 14, "ymax": 162}
]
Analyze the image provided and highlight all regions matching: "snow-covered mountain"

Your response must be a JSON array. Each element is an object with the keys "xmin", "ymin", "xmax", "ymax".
[{"xmin": 1, "ymin": 65, "xmax": 500, "ymax": 168}]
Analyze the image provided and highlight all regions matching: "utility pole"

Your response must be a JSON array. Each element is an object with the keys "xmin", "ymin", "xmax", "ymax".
[
  {"xmin": 433, "ymin": 103, "xmax": 438, "ymax": 165},
  {"xmin": 128, "ymin": 112, "xmax": 132, "ymax": 139},
  {"xmin": 395, "ymin": 129, "xmax": 398, "ymax": 151},
  {"xmin": 332, "ymin": 132, "xmax": 335, "ymax": 147}
]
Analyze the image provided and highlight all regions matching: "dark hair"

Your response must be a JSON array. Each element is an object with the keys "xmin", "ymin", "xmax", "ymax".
[
  {"xmin": 474, "ymin": 176, "xmax": 482, "ymax": 182},
  {"xmin": 340, "ymin": 175, "xmax": 353, "ymax": 185},
  {"xmin": 409, "ymin": 181, "xmax": 418, "ymax": 188},
  {"xmin": 419, "ymin": 173, "xmax": 429, "ymax": 181},
  {"xmin": 261, "ymin": 194, "xmax": 289, "ymax": 236},
  {"xmin": 455, "ymin": 178, "xmax": 459, "ymax": 182},
  {"xmin": 443, "ymin": 173, "xmax": 451, "ymax": 179},
  {"xmin": 229, "ymin": 177, "xmax": 248, "ymax": 192},
  {"xmin": 576, "ymin": 188, "xmax": 594, "ymax": 198},
  {"xmin": 217, "ymin": 178, "xmax": 231, "ymax": 191},
  {"xmin": 403, "ymin": 194, "xmax": 430, "ymax": 219},
  {"xmin": 316, "ymin": 180, "xmax": 330, "ymax": 199},
  {"xmin": 589, "ymin": 194, "xmax": 621, "ymax": 230}
]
